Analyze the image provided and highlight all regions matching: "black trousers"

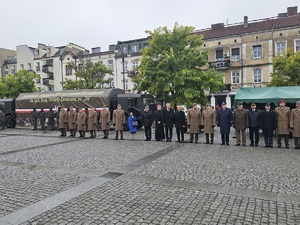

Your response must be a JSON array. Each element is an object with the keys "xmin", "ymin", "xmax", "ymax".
[
  {"xmin": 221, "ymin": 133, "xmax": 229, "ymax": 144},
  {"xmin": 249, "ymin": 127, "xmax": 259, "ymax": 144},
  {"xmin": 176, "ymin": 128, "xmax": 184, "ymax": 141},
  {"xmin": 165, "ymin": 127, "xmax": 173, "ymax": 140},
  {"xmin": 145, "ymin": 126, "xmax": 152, "ymax": 140},
  {"xmin": 264, "ymin": 135, "xmax": 273, "ymax": 147}
]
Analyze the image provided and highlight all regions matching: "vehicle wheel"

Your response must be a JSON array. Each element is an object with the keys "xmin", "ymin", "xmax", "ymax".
[{"xmin": 5, "ymin": 115, "xmax": 15, "ymax": 128}]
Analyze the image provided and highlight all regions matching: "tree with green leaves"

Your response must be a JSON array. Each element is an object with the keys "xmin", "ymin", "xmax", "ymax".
[
  {"xmin": 0, "ymin": 70, "xmax": 39, "ymax": 99},
  {"xmin": 62, "ymin": 61, "xmax": 113, "ymax": 90},
  {"xmin": 134, "ymin": 23, "xmax": 224, "ymax": 106},
  {"xmin": 268, "ymin": 50, "xmax": 300, "ymax": 87}
]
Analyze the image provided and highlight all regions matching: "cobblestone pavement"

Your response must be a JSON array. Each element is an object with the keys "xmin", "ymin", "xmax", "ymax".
[{"xmin": 0, "ymin": 128, "xmax": 299, "ymax": 225}]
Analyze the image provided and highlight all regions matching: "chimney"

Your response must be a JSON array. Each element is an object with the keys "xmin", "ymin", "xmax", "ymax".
[
  {"xmin": 287, "ymin": 6, "xmax": 298, "ymax": 16},
  {"xmin": 211, "ymin": 23, "xmax": 224, "ymax": 30},
  {"xmin": 244, "ymin": 16, "xmax": 248, "ymax": 28}
]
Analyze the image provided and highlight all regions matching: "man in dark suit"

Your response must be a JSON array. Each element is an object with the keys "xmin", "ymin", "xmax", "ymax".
[
  {"xmin": 260, "ymin": 103, "xmax": 277, "ymax": 148},
  {"xmin": 142, "ymin": 105, "xmax": 153, "ymax": 141},
  {"xmin": 216, "ymin": 101, "xmax": 233, "ymax": 145},
  {"xmin": 248, "ymin": 102, "xmax": 261, "ymax": 146},
  {"xmin": 175, "ymin": 105, "xmax": 186, "ymax": 143},
  {"xmin": 162, "ymin": 103, "xmax": 175, "ymax": 142}
]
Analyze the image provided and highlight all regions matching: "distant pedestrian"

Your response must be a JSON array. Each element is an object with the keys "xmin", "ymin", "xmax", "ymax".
[
  {"xmin": 39, "ymin": 108, "xmax": 46, "ymax": 131},
  {"xmin": 174, "ymin": 105, "xmax": 185, "ymax": 143},
  {"xmin": 0, "ymin": 110, "xmax": 5, "ymax": 131},
  {"xmin": 216, "ymin": 101, "xmax": 233, "ymax": 145},
  {"xmin": 154, "ymin": 105, "xmax": 165, "ymax": 141},
  {"xmin": 142, "ymin": 105, "xmax": 153, "ymax": 141},
  {"xmin": 58, "ymin": 106, "xmax": 67, "ymax": 136},
  {"xmin": 162, "ymin": 103, "xmax": 175, "ymax": 142},
  {"xmin": 248, "ymin": 102, "xmax": 261, "ymax": 146},
  {"xmin": 31, "ymin": 108, "xmax": 38, "ymax": 130},
  {"xmin": 88, "ymin": 107, "xmax": 97, "ymax": 138},
  {"xmin": 187, "ymin": 103, "xmax": 201, "ymax": 143},
  {"xmin": 202, "ymin": 103, "xmax": 216, "ymax": 144},
  {"xmin": 290, "ymin": 101, "xmax": 300, "ymax": 149},
  {"xmin": 67, "ymin": 106, "xmax": 77, "ymax": 137},
  {"xmin": 77, "ymin": 108, "xmax": 86, "ymax": 137},
  {"xmin": 275, "ymin": 100, "xmax": 290, "ymax": 148},
  {"xmin": 100, "ymin": 105, "xmax": 110, "ymax": 139},
  {"xmin": 48, "ymin": 108, "xmax": 55, "ymax": 131},
  {"xmin": 113, "ymin": 104, "xmax": 125, "ymax": 140},
  {"xmin": 233, "ymin": 102, "xmax": 248, "ymax": 146},
  {"xmin": 128, "ymin": 112, "xmax": 137, "ymax": 140},
  {"xmin": 260, "ymin": 103, "xmax": 277, "ymax": 148}
]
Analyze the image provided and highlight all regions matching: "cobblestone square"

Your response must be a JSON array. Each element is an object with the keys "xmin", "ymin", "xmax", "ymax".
[{"xmin": 0, "ymin": 128, "xmax": 300, "ymax": 225}]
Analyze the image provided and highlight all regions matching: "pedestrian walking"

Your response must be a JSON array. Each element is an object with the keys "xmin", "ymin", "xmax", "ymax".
[
  {"xmin": 248, "ymin": 102, "xmax": 261, "ymax": 146},
  {"xmin": 142, "ymin": 105, "xmax": 153, "ymax": 141},
  {"xmin": 162, "ymin": 103, "xmax": 175, "ymax": 142},
  {"xmin": 77, "ymin": 108, "xmax": 86, "ymax": 137},
  {"xmin": 216, "ymin": 101, "xmax": 233, "ymax": 145},
  {"xmin": 154, "ymin": 105, "xmax": 165, "ymax": 141},
  {"xmin": 175, "ymin": 105, "xmax": 185, "ymax": 143},
  {"xmin": 113, "ymin": 104, "xmax": 125, "ymax": 140},
  {"xmin": 88, "ymin": 107, "xmax": 97, "ymax": 138},
  {"xmin": 202, "ymin": 103, "xmax": 216, "ymax": 144},
  {"xmin": 187, "ymin": 103, "xmax": 201, "ymax": 143},
  {"xmin": 233, "ymin": 102, "xmax": 248, "ymax": 146},
  {"xmin": 290, "ymin": 101, "xmax": 300, "ymax": 149},
  {"xmin": 128, "ymin": 112, "xmax": 137, "ymax": 140},
  {"xmin": 58, "ymin": 106, "xmax": 67, "ymax": 136},
  {"xmin": 260, "ymin": 103, "xmax": 277, "ymax": 148},
  {"xmin": 0, "ymin": 110, "xmax": 5, "ymax": 131},
  {"xmin": 100, "ymin": 104, "xmax": 110, "ymax": 139},
  {"xmin": 275, "ymin": 100, "xmax": 290, "ymax": 148},
  {"xmin": 67, "ymin": 106, "xmax": 77, "ymax": 137}
]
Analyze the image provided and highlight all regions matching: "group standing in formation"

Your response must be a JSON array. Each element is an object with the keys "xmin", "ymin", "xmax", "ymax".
[{"xmin": 26, "ymin": 100, "xmax": 300, "ymax": 149}]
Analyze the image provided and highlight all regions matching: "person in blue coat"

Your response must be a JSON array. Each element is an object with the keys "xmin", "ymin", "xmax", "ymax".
[
  {"xmin": 216, "ymin": 101, "xmax": 233, "ymax": 145},
  {"xmin": 128, "ymin": 111, "xmax": 137, "ymax": 140}
]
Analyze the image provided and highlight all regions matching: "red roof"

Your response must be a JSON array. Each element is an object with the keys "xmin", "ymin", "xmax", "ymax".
[{"xmin": 194, "ymin": 14, "xmax": 300, "ymax": 40}]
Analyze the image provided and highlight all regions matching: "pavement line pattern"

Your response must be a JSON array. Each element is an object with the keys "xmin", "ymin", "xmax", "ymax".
[
  {"xmin": 0, "ymin": 177, "xmax": 111, "ymax": 225},
  {"xmin": 0, "ymin": 139, "xmax": 80, "ymax": 156},
  {"xmin": 119, "ymin": 174, "xmax": 300, "ymax": 205}
]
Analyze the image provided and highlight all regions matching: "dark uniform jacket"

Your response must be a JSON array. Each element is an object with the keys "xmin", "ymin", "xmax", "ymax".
[
  {"xmin": 260, "ymin": 110, "xmax": 277, "ymax": 136},
  {"xmin": 162, "ymin": 108, "xmax": 175, "ymax": 128},
  {"xmin": 142, "ymin": 110, "xmax": 153, "ymax": 127},
  {"xmin": 216, "ymin": 107, "xmax": 233, "ymax": 134},
  {"xmin": 174, "ymin": 110, "xmax": 185, "ymax": 128},
  {"xmin": 153, "ymin": 110, "xmax": 163, "ymax": 127},
  {"xmin": 248, "ymin": 109, "xmax": 261, "ymax": 128}
]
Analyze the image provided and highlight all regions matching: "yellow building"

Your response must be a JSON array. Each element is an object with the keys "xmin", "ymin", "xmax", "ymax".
[{"xmin": 194, "ymin": 6, "xmax": 300, "ymax": 107}]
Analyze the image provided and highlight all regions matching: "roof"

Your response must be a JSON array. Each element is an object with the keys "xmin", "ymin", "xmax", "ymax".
[
  {"xmin": 234, "ymin": 86, "xmax": 300, "ymax": 104},
  {"xmin": 194, "ymin": 14, "xmax": 300, "ymax": 40}
]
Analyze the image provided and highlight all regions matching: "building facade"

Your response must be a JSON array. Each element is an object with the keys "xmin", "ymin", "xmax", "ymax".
[{"xmin": 0, "ymin": 48, "xmax": 16, "ymax": 78}]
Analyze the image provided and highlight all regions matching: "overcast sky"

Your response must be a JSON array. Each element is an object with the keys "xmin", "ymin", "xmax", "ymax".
[{"xmin": 1, "ymin": 0, "xmax": 299, "ymax": 52}]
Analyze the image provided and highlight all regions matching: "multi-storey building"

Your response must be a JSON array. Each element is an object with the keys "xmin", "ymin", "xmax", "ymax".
[
  {"xmin": 0, "ymin": 48, "xmax": 16, "ymax": 78},
  {"xmin": 195, "ymin": 6, "xmax": 300, "ymax": 107}
]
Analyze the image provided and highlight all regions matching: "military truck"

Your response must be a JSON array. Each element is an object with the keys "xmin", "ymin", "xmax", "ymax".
[
  {"xmin": 0, "ymin": 98, "xmax": 16, "ymax": 128},
  {"xmin": 15, "ymin": 88, "xmax": 156, "ymax": 129}
]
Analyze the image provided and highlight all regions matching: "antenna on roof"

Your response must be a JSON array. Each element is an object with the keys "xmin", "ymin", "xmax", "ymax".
[{"xmin": 225, "ymin": 18, "xmax": 228, "ymax": 26}]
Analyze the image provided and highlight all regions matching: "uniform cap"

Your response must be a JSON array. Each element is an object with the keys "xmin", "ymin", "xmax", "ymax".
[
  {"xmin": 222, "ymin": 101, "xmax": 227, "ymax": 105},
  {"xmin": 265, "ymin": 103, "xmax": 271, "ymax": 106},
  {"xmin": 145, "ymin": 105, "xmax": 149, "ymax": 108},
  {"xmin": 280, "ymin": 100, "xmax": 286, "ymax": 103},
  {"xmin": 237, "ymin": 102, "xmax": 243, "ymax": 106},
  {"xmin": 251, "ymin": 102, "xmax": 256, "ymax": 106}
]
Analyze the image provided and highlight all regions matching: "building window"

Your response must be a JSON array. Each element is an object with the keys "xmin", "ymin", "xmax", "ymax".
[
  {"xmin": 231, "ymin": 71, "xmax": 240, "ymax": 84},
  {"xmin": 131, "ymin": 45, "xmax": 138, "ymax": 53},
  {"xmin": 36, "ymin": 78, "xmax": 41, "ymax": 84},
  {"xmin": 124, "ymin": 61, "xmax": 128, "ymax": 72},
  {"xmin": 28, "ymin": 63, "xmax": 31, "ymax": 69},
  {"xmin": 253, "ymin": 69, "xmax": 262, "ymax": 83},
  {"xmin": 11, "ymin": 65, "xmax": 16, "ymax": 74},
  {"xmin": 276, "ymin": 42, "xmax": 286, "ymax": 56},
  {"xmin": 215, "ymin": 49, "xmax": 223, "ymax": 61},
  {"xmin": 123, "ymin": 80, "xmax": 128, "ymax": 90},
  {"xmin": 132, "ymin": 61, "xmax": 139, "ymax": 70},
  {"xmin": 78, "ymin": 63, "xmax": 84, "ymax": 71},
  {"xmin": 109, "ymin": 80, "xmax": 114, "ymax": 88},
  {"xmin": 295, "ymin": 39, "xmax": 300, "ymax": 52},
  {"xmin": 108, "ymin": 60, "xmax": 114, "ymax": 70},
  {"xmin": 48, "ymin": 87, "xmax": 53, "ymax": 91},
  {"xmin": 20, "ymin": 64, "xmax": 24, "ymax": 69},
  {"xmin": 122, "ymin": 46, "xmax": 128, "ymax": 54},
  {"xmin": 36, "ymin": 62, "xmax": 40, "ymax": 71},
  {"xmin": 35, "ymin": 49, "xmax": 39, "ymax": 56},
  {"xmin": 252, "ymin": 45, "xmax": 262, "ymax": 59},
  {"xmin": 231, "ymin": 48, "xmax": 240, "ymax": 61},
  {"xmin": 66, "ymin": 65, "xmax": 72, "ymax": 75}
]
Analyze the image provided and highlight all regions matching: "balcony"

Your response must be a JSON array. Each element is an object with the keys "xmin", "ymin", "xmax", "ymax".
[
  {"xmin": 128, "ymin": 70, "xmax": 138, "ymax": 78},
  {"xmin": 208, "ymin": 60, "xmax": 230, "ymax": 70},
  {"xmin": 43, "ymin": 78, "xmax": 54, "ymax": 86},
  {"xmin": 42, "ymin": 65, "xmax": 53, "ymax": 73}
]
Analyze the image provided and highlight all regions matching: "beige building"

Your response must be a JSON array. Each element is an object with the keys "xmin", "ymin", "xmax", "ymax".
[
  {"xmin": 194, "ymin": 6, "xmax": 300, "ymax": 107},
  {"xmin": 0, "ymin": 48, "xmax": 16, "ymax": 78}
]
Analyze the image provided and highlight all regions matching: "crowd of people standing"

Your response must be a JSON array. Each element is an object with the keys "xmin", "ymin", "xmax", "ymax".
[{"xmin": 27, "ymin": 100, "xmax": 300, "ymax": 149}]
